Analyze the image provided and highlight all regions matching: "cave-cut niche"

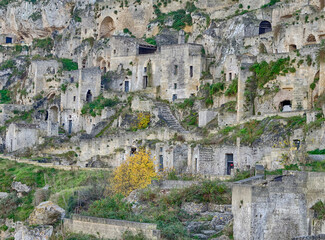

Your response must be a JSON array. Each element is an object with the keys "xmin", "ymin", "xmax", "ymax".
[
  {"xmin": 307, "ymin": 34, "xmax": 317, "ymax": 43},
  {"xmin": 289, "ymin": 44, "xmax": 297, "ymax": 52},
  {"xmin": 279, "ymin": 100, "xmax": 292, "ymax": 112},
  {"xmin": 99, "ymin": 16, "xmax": 115, "ymax": 38},
  {"xmin": 86, "ymin": 90, "xmax": 93, "ymax": 103},
  {"xmin": 259, "ymin": 21, "xmax": 272, "ymax": 35}
]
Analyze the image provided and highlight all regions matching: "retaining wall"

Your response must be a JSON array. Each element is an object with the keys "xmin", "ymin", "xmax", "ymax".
[{"xmin": 64, "ymin": 215, "xmax": 161, "ymax": 240}]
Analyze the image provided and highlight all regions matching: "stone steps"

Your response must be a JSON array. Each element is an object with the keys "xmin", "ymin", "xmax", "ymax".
[{"xmin": 155, "ymin": 102, "xmax": 187, "ymax": 133}]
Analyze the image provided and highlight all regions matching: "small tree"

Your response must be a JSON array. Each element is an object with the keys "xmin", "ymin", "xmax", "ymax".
[{"xmin": 112, "ymin": 149, "xmax": 157, "ymax": 196}]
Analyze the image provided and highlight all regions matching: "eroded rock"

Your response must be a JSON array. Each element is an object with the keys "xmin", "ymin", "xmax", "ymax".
[{"xmin": 28, "ymin": 201, "xmax": 65, "ymax": 225}]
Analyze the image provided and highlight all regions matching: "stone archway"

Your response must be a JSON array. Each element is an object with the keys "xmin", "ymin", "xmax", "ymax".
[
  {"xmin": 99, "ymin": 16, "xmax": 115, "ymax": 38},
  {"xmin": 259, "ymin": 21, "xmax": 272, "ymax": 35}
]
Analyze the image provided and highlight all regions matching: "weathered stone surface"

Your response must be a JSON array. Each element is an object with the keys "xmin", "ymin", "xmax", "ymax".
[
  {"xmin": 201, "ymin": 229, "xmax": 217, "ymax": 236},
  {"xmin": 192, "ymin": 233, "xmax": 208, "ymax": 239},
  {"xmin": 14, "ymin": 225, "xmax": 53, "ymax": 240},
  {"xmin": 186, "ymin": 221, "xmax": 210, "ymax": 232},
  {"xmin": 28, "ymin": 201, "xmax": 65, "ymax": 225},
  {"xmin": 11, "ymin": 181, "xmax": 31, "ymax": 193},
  {"xmin": 181, "ymin": 202, "xmax": 208, "ymax": 214},
  {"xmin": 210, "ymin": 213, "xmax": 233, "ymax": 229},
  {"xmin": 0, "ymin": 192, "xmax": 8, "ymax": 199}
]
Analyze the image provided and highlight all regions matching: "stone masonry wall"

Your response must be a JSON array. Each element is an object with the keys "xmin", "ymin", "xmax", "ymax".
[{"xmin": 64, "ymin": 215, "xmax": 161, "ymax": 240}]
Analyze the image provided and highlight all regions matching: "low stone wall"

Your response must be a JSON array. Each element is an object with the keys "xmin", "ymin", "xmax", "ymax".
[
  {"xmin": 292, "ymin": 234, "xmax": 325, "ymax": 240},
  {"xmin": 151, "ymin": 180, "xmax": 199, "ymax": 189},
  {"xmin": 64, "ymin": 215, "xmax": 161, "ymax": 240}
]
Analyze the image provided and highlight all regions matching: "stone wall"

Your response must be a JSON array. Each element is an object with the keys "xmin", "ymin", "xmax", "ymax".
[
  {"xmin": 64, "ymin": 215, "xmax": 161, "ymax": 240},
  {"xmin": 232, "ymin": 171, "xmax": 325, "ymax": 240}
]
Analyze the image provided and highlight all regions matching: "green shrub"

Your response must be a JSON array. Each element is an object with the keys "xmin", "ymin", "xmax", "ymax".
[
  {"xmin": 261, "ymin": 0, "xmax": 280, "ymax": 8},
  {"xmin": 32, "ymin": 38, "xmax": 54, "ymax": 52},
  {"xmin": 145, "ymin": 37, "xmax": 157, "ymax": 46},
  {"xmin": 59, "ymin": 58, "xmax": 78, "ymax": 71},
  {"xmin": 308, "ymin": 149, "xmax": 325, "ymax": 155},
  {"xmin": 312, "ymin": 201, "xmax": 325, "ymax": 220},
  {"xmin": 0, "ymin": 89, "xmax": 11, "ymax": 104},
  {"xmin": 81, "ymin": 95, "xmax": 119, "ymax": 117},
  {"xmin": 225, "ymin": 79, "xmax": 238, "ymax": 96},
  {"xmin": 83, "ymin": 194, "xmax": 133, "ymax": 220}
]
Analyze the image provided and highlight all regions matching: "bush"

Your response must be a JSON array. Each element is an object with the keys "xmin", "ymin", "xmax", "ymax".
[
  {"xmin": 83, "ymin": 194, "xmax": 133, "ymax": 220},
  {"xmin": 312, "ymin": 201, "xmax": 325, "ymax": 220},
  {"xmin": 112, "ymin": 149, "xmax": 157, "ymax": 195},
  {"xmin": 145, "ymin": 37, "xmax": 157, "ymax": 46},
  {"xmin": 81, "ymin": 95, "xmax": 119, "ymax": 117},
  {"xmin": 0, "ymin": 89, "xmax": 11, "ymax": 104},
  {"xmin": 32, "ymin": 38, "xmax": 54, "ymax": 52},
  {"xmin": 59, "ymin": 58, "xmax": 78, "ymax": 71}
]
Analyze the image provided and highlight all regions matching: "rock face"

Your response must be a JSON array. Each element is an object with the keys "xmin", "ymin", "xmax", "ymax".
[
  {"xmin": 28, "ymin": 201, "xmax": 65, "ymax": 225},
  {"xmin": 14, "ymin": 225, "xmax": 53, "ymax": 240},
  {"xmin": 181, "ymin": 202, "xmax": 208, "ymax": 214},
  {"xmin": 11, "ymin": 181, "xmax": 31, "ymax": 193},
  {"xmin": 0, "ymin": 192, "xmax": 8, "ymax": 199}
]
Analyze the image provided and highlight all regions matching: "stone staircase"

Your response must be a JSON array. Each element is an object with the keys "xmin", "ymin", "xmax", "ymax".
[{"xmin": 155, "ymin": 102, "xmax": 187, "ymax": 133}]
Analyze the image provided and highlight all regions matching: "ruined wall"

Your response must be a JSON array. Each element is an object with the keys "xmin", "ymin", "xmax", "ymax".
[
  {"xmin": 233, "ymin": 171, "xmax": 325, "ymax": 240},
  {"xmin": 64, "ymin": 215, "xmax": 161, "ymax": 240}
]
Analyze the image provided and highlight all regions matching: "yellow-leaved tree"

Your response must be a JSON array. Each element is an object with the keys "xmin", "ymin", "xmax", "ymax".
[{"xmin": 112, "ymin": 149, "xmax": 157, "ymax": 196}]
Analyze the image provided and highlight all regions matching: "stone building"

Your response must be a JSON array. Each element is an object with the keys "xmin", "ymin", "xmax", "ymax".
[
  {"xmin": 60, "ymin": 67, "xmax": 101, "ymax": 134},
  {"xmin": 233, "ymin": 171, "xmax": 325, "ymax": 240}
]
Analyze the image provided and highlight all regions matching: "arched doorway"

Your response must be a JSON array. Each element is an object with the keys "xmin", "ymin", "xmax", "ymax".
[
  {"xmin": 86, "ymin": 90, "xmax": 92, "ymax": 102},
  {"xmin": 279, "ymin": 100, "xmax": 292, "ymax": 112},
  {"xmin": 259, "ymin": 21, "xmax": 272, "ymax": 35},
  {"xmin": 99, "ymin": 16, "xmax": 115, "ymax": 38},
  {"xmin": 289, "ymin": 44, "xmax": 297, "ymax": 52}
]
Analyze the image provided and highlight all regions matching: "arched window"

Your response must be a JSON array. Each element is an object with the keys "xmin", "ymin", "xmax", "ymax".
[
  {"xmin": 259, "ymin": 21, "xmax": 272, "ymax": 35},
  {"xmin": 99, "ymin": 16, "xmax": 115, "ymax": 38},
  {"xmin": 86, "ymin": 90, "xmax": 92, "ymax": 103}
]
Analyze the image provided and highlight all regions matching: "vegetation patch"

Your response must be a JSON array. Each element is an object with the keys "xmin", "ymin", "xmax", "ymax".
[
  {"xmin": 81, "ymin": 95, "xmax": 119, "ymax": 117},
  {"xmin": 59, "ymin": 58, "xmax": 78, "ymax": 71}
]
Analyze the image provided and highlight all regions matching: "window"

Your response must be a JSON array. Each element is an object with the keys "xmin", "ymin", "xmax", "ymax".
[
  {"xmin": 131, "ymin": 147, "xmax": 137, "ymax": 155},
  {"xmin": 144, "ymin": 67, "xmax": 147, "ymax": 73},
  {"xmin": 226, "ymin": 154, "xmax": 234, "ymax": 175},
  {"xmin": 174, "ymin": 65, "xmax": 178, "ymax": 75},
  {"xmin": 160, "ymin": 147, "xmax": 163, "ymax": 152},
  {"xmin": 143, "ymin": 76, "xmax": 148, "ymax": 89},
  {"xmin": 174, "ymin": 83, "xmax": 177, "ymax": 89},
  {"xmin": 159, "ymin": 155, "xmax": 164, "ymax": 171},
  {"xmin": 172, "ymin": 94, "xmax": 177, "ymax": 101},
  {"xmin": 113, "ymin": 49, "xmax": 116, "ymax": 54},
  {"xmin": 190, "ymin": 66, "xmax": 193, "ymax": 77},
  {"xmin": 229, "ymin": 73, "xmax": 232, "ymax": 81},
  {"xmin": 5, "ymin": 37, "xmax": 12, "ymax": 44},
  {"xmin": 73, "ymin": 96, "xmax": 76, "ymax": 102}
]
